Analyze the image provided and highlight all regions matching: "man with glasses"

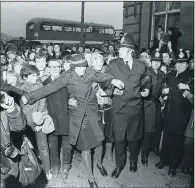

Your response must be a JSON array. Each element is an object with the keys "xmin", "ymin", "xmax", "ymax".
[{"xmin": 42, "ymin": 59, "xmax": 72, "ymax": 179}]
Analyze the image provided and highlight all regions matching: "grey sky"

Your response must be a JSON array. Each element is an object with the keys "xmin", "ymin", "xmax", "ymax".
[{"xmin": 1, "ymin": 2, "xmax": 123, "ymax": 37}]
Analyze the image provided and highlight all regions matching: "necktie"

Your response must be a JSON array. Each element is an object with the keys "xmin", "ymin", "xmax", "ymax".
[{"xmin": 125, "ymin": 61, "xmax": 131, "ymax": 71}]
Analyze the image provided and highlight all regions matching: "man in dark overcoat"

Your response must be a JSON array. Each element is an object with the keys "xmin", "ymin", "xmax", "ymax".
[
  {"xmin": 106, "ymin": 33, "xmax": 152, "ymax": 179},
  {"xmin": 42, "ymin": 59, "xmax": 72, "ymax": 178},
  {"xmin": 155, "ymin": 49, "xmax": 194, "ymax": 176}
]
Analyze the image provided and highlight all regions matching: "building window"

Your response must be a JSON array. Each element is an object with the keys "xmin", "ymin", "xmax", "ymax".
[
  {"xmin": 151, "ymin": 1, "xmax": 181, "ymax": 40},
  {"xmin": 155, "ymin": 2, "xmax": 166, "ymax": 12}
]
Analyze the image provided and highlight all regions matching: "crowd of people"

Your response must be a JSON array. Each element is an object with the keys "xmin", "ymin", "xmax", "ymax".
[{"xmin": 0, "ymin": 30, "xmax": 194, "ymax": 188}]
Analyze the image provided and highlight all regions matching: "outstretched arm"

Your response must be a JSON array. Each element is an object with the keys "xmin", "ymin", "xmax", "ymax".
[{"xmin": 23, "ymin": 72, "xmax": 70, "ymax": 105}]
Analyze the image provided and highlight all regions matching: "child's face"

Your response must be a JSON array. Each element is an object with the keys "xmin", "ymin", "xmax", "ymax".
[
  {"xmin": 63, "ymin": 62, "xmax": 70, "ymax": 71},
  {"xmin": 7, "ymin": 74, "xmax": 17, "ymax": 86},
  {"xmin": 7, "ymin": 53, "xmax": 16, "ymax": 63},
  {"xmin": 36, "ymin": 58, "xmax": 47, "ymax": 71},
  {"xmin": 26, "ymin": 73, "xmax": 38, "ymax": 84},
  {"xmin": 13, "ymin": 63, "xmax": 23, "ymax": 74}
]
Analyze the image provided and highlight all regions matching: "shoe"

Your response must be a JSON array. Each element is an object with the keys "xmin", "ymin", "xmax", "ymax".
[
  {"xmin": 46, "ymin": 170, "xmax": 53, "ymax": 181},
  {"xmin": 0, "ymin": 164, "xmax": 10, "ymax": 175},
  {"xmin": 62, "ymin": 168, "xmax": 70, "ymax": 179},
  {"xmin": 52, "ymin": 169, "xmax": 59, "ymax": 178},
  {"xmin": 111, "ymin": 167, "xmax": 123, "ymax": 179},
  {"xmin": 88, "ymin": 180, "xmax": 99, "ymax": 188},
  {"xmin": 168, "ymin": 167, "xmax": 176, "ymax": 176},
  {"xmin": 141, "ymin": 155, "xmax": 148, "ymax": 166},
  {"xmin": 130, "ymin": 160, "xmax": 137, "ymax": 172},
  {"xmin": 181, "ymin": 168, "xmax": 189, "ymax": 175},
  {"xmin": 155, "ymin": 161, "xmax": 164, "ymax": 169},
  {"xmin": 97, "ymin": 165, "xmax": 108, "ymax": 176},
  {"xmin": 151, "ymin": 148, "xmax": 160, "ymax": 156}
]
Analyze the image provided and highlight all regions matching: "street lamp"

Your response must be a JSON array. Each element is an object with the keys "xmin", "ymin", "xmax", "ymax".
[{"xmin": 80, "ymin": 2, "xmax": 85, "ymax": 46}]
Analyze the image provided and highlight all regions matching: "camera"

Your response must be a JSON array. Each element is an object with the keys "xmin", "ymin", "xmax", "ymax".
[{"xmin": 0, "ymin": 93, "xmax": 5, "ymax": 104}]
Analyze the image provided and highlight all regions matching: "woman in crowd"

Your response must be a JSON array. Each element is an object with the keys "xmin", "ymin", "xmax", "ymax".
[{"xmin": 89, "ymin": 52, "xmax": 114, "ymax": 164}]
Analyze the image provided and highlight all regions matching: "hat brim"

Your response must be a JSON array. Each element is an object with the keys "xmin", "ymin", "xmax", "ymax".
[
  {"xmin": 176, "ymin": 59, "xmax": 189, "ymax": 63},
  {"xmin": 118, "ymin": 44, "xmax": 134, "ymax": 48},
  {"xmin": 151, "ymin": 58, "xmax": 162, "ymax": 62},
  {"xmin": 70, "ymin": 60, "xmax": 88, "ymax": 68}
]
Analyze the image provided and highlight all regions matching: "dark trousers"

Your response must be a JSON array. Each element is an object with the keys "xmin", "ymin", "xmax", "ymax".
[
  {"xmin": 160, "ymin": 131, "xmax": 184, "ymax": 169},
  {"xmin": 115, "ymin": 139, "xmax": 142, "ymax": 168},
  {"xmin": 150, "ymin": 130, "xmax": 162, "ymax": 150},
  {"xmin": 141, "ymin": 132, "xmax": 152, "ymax": 157},
  {"xmin": 48, "ymin": 134, "xmax": 72, "ymax": 171},
  {"xmin": 180, "ymin": 136, "xmax": 194, "ymax": 169}
]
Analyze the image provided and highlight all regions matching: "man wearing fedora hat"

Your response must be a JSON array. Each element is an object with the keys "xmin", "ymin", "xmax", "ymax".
[
  {"xmin": 21, "ymin": 54, "xmax": 124, "ymax": 188},
  {"xmin": 155, "ymin": 49, "xmax": 194, "ymax": 176},
  {"xmin": 105, "ymin": 33, "xmax": 152, "ymax": 178}
]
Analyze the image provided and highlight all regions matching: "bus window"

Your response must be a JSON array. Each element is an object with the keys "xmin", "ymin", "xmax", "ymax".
[
  {"xmin": 96, "ymin": 28, "xmax": 104, "ymax": 34},
  {"xmin": 27, "ymin": 23, "xmax": 34, "ymax": 30},
  {"xmin": 41, "ymin": 23, "xmax": 52, "ymax": 31},
  {"xmin": 105, "ymin": 28, "xmax": 114, "ymax": 35},
  {"xmin": 75, "ymin": 27, "xmax": 81, "ymax": 32},
  {"xmin": 64, "ymin": 26, "xmax": 73, "ymax": 32},
  {"xmin": 85, "ymin": 26, "xmax": 93, "ymax": 32},
  {"xmin": 52, "ymin": 25, "xmax": 63, "ymax": 32}
]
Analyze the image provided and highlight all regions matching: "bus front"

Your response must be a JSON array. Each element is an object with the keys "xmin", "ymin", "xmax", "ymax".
[{"xmin": 26, "ymin": 21, "xmax": 39, "ymax": 41}]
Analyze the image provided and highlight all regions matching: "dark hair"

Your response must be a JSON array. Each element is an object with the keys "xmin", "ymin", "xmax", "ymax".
[
  {"xmin": 35, "ymin": 50, "xmax": 47, "ymax": 60},
  {"xmin": 157, "ymin": 25, "xmax": 164, "ymax": 31},
  {"xmin": 62, "ymin": 55, "xmax": 72, "ymax": 65},
  {"xmin": 141, "ymin": 48, "xmax": 147, "ymax": 53},
  {"xmin": 167, "ymin": 27, "xmax": 173, "ymax": 32},
  {"xmin": 20, "ymin": 64, "xmax": 40, "ymax": 79}
]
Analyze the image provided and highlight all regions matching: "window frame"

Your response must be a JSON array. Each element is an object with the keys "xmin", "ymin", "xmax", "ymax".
[
  {"xmin": 52, "ymin": 24, "xmax": 63, "ymax": 32},
  {"xmin": 151, "ymin": 1, "xmax": 181, "ymax": 40},
  {"xmin": 40, "ymin": 22, "xmax": 52, "ymax": 31},
  {"xmin": 64, "ymin": 25, "xmax": 73, "ymax": 32},
  {"xmin": 74, "ymin": 26, "xmax": 81, "ymax": 32},
  {"xmin": 27, "ymin": 23, "xmax": 35, "ymax": 30},
  {"xmin": 85, "ymin": 26, "xmax": 93, "ymax": 33},
  {"xmin": 104, "ymin": 28, "xmax": 114, "ymax": 35}
]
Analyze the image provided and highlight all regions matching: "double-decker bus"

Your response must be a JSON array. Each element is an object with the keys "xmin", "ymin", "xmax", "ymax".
[{"xmin": 26, "ymin": 17, "xmax": 115, "ymax": 46}]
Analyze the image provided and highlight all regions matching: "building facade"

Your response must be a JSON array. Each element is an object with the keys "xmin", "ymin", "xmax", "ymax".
[{"xmin": 123, "ymin": 1, "xmax": 194, "ymax": 50}]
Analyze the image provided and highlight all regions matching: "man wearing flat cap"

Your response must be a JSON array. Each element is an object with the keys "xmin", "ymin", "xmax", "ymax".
[{"xmin": 106, "ymin": 33, "xmax": 152, "ymax": 178}]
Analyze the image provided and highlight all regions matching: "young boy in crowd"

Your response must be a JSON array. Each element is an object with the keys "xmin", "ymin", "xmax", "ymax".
[
  {"xmin": 18, "ymin": 64, "xmax": 52, "ymax": 181},
  {"xmin": 35, "ymin": 53, "xmax": 50, "ymax": 81}
]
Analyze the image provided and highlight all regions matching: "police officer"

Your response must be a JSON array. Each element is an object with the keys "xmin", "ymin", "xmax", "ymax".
[
  {"xmin": 155, "ymin": 49, "xmax": 194, "ymax": 176},
  {"xmin": 106, "ymin": 33, "xmax": 152, "ymax": 178},
  {"xmin": 141, "ymin": 49, "xmax": 166, "ymax": 166}
]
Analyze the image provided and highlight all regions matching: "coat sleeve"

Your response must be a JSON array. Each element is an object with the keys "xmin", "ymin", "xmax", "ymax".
[
  {"xmin": 1, "ymin": 84, "xmax": 27, "ymax": 96},
  {"xmin": 6, "ymin": 104, "xmax": 26, "ymax": 132},
  {"xmin": 24, "ymin": 73, "xmax": 70, "ymax": 105},
  {"xmin": 93, "ymin": 70, "xmax": 114, "ymax": 89},
  {"xmin": 140, "ymin": 66, "xmax": 152, "ymax": 91}
]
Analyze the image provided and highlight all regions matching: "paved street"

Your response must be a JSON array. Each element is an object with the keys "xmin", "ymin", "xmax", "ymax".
[
  {"xmin": 45, "ymin": 151, "xmax": 191, "ymax": 188},
  {"xmin": 1, "ymin": 150, "xmax": 191, "ymax": 188}
]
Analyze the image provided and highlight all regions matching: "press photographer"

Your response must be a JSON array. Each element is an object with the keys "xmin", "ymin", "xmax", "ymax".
[{"xmin": 0, "ymin": 91, "xmax": 41, "ymax": 186}]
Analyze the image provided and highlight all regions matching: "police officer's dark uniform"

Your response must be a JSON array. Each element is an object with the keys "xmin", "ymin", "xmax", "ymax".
[
  {"xmin": 106, "ymin": 33, "xmax": 152, "ymax": 178},
  {"xmin": 155, "ymin": 49, "xmax": 194, "ymax": 176}
]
